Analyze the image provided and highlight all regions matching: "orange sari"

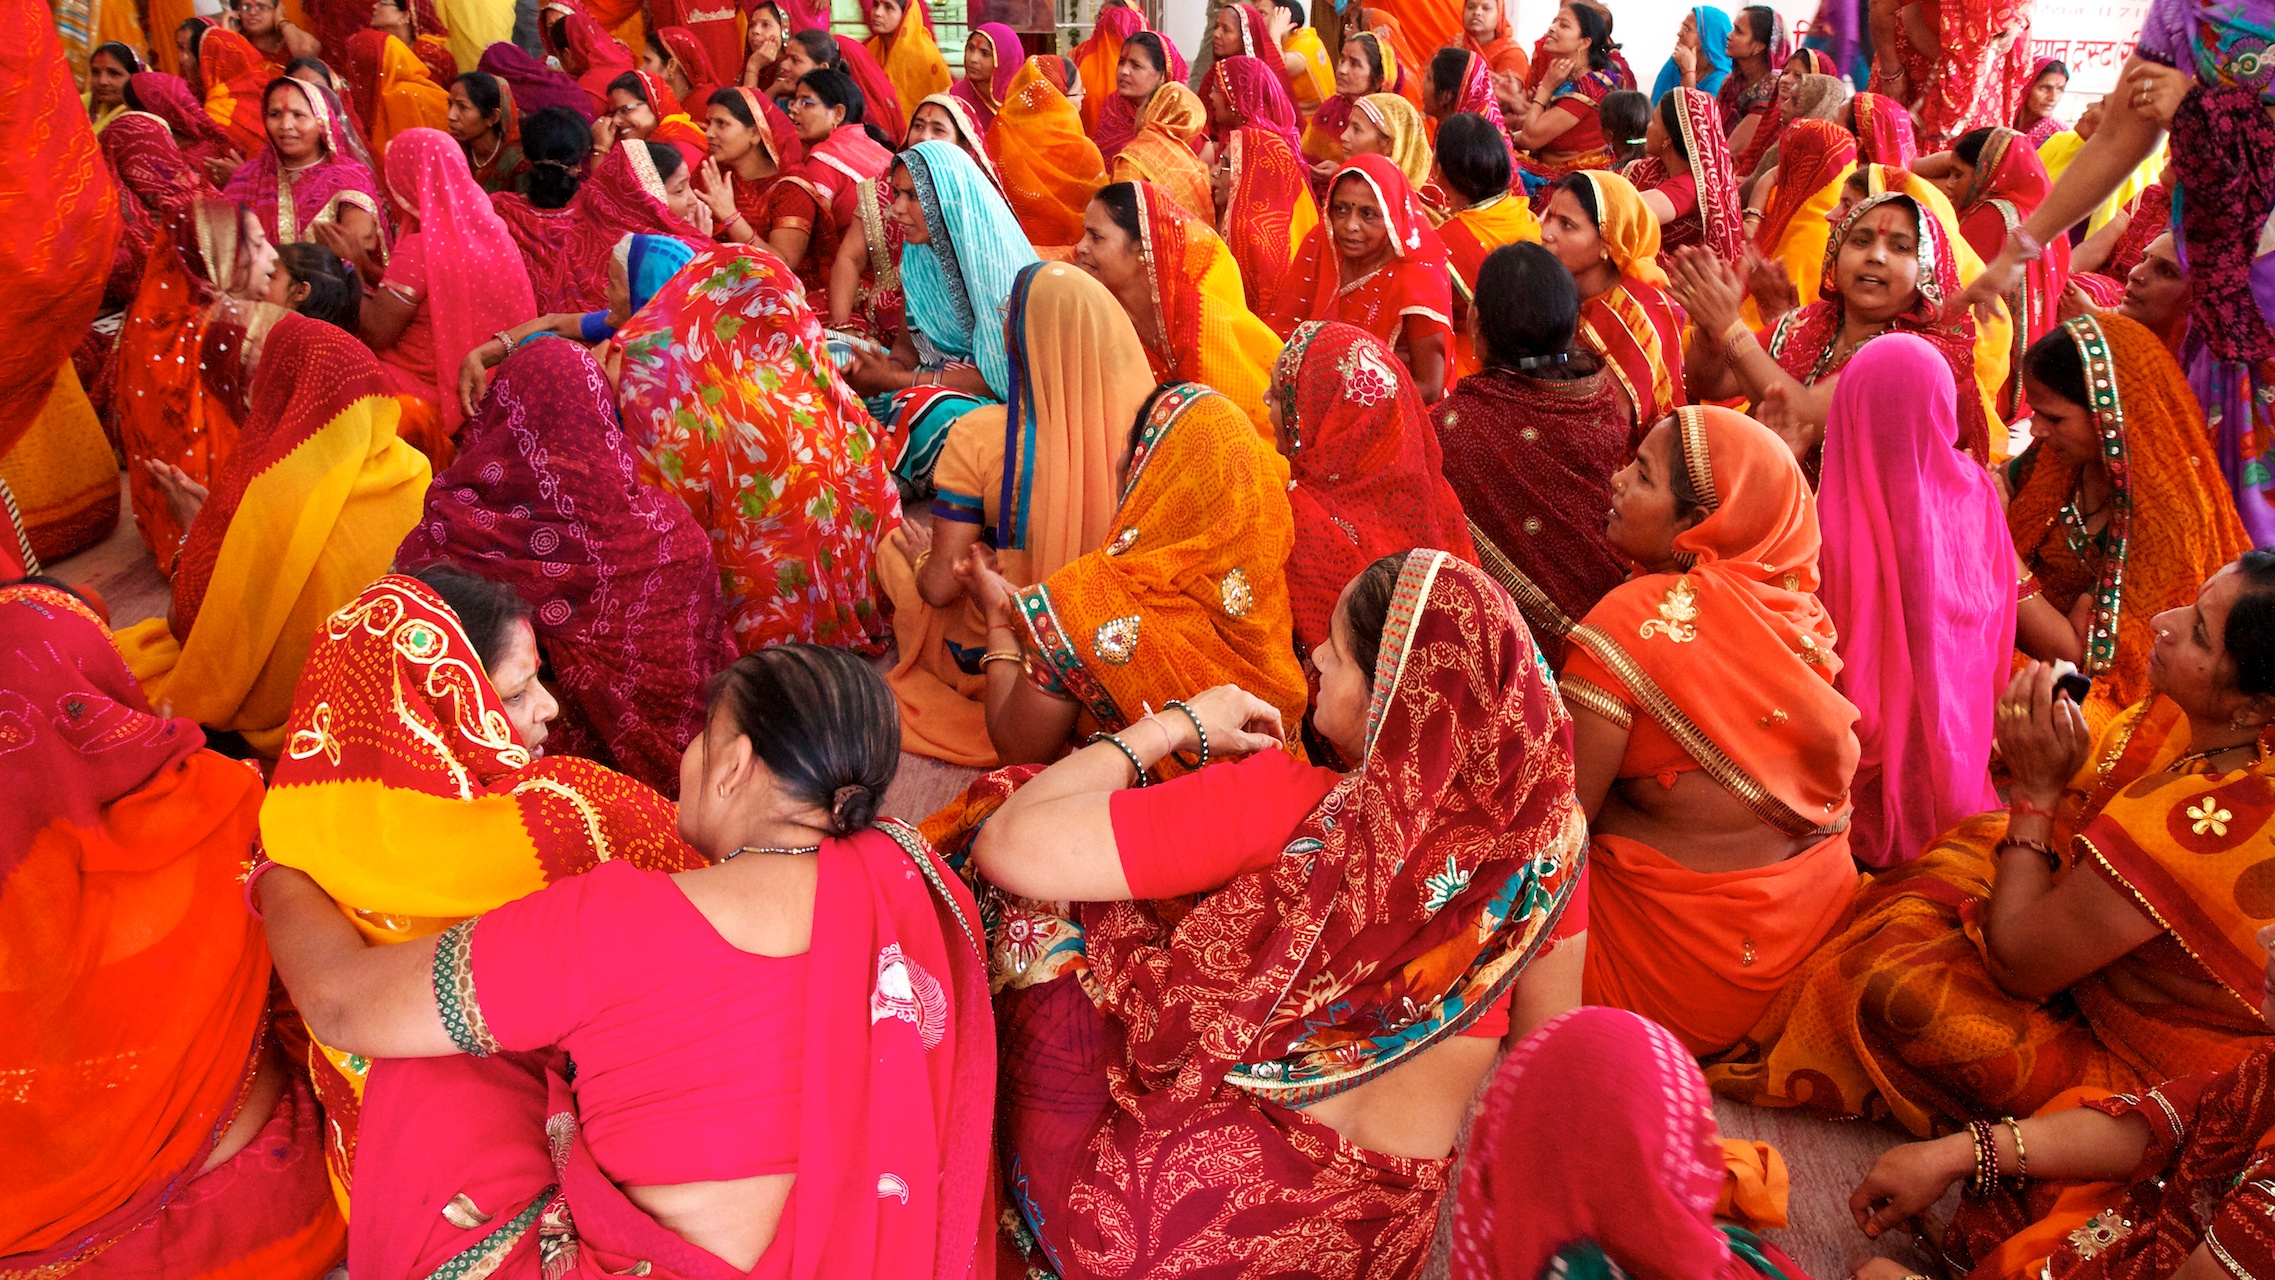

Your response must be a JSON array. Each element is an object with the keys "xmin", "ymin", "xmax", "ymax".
[
  {"xmin": 0, "ymin": 4, "xmax": 121, "ymax": 564},
  {"xmin": 0, "ymin": 582, "xmax": 345, "ymax": 1279},
  {"xmin": 987, "ymin": 57, "xmax": 1107, "ymax": 250},
  {"xmin": 1130, "ymin": 182, "xmax": 1281, "ymax": 434},
  {"xmin": 1442, "ymin": 193, "xmax": 1542, "ymax": 379},
  {"xmin": 198, "ymin": 30, "xmax": 275, "ymax": 155},
  {"xmin": 1071, "ymin": 4, "xmax": 1146, "ymax": 133},
  {"xmin": 1109, "ymin": 83, "xmax": 1212, "ymax": 223},
  {"xmin": 1568, "ymin": 172, "xmax": 1686, "ymax": 445},
  {"xmin": 1015, "ymin": 383, "xmax": 1306, "ymax": 753},
  {"xmin": 1215, "ymin": 126, "xmax": 1317, "ymax": 316},
  {"xmin": 346, "ymin": 30, "xmax": 453, "ymax": 160},
  {"xmin": 1707, "ymin": 695, "xmax": 2275, "ymax": 1136},
  {"xmin": 1563, "ymin": 407, "xmax": 1862, "ymax": 1056}
]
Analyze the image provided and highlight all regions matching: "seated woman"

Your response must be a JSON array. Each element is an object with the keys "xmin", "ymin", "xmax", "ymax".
[
  {"xmin": 696, "ymin": 86, "xmax": 835, "ymax": 297},
  {"xmin": 117, "ymin": 306, "xmax": 430, "ymax": 757},
  {"xmin": 1108, "ymin": 82, "xmax": 1212, "ymax": 223},
  {"xmin": 1434, "ymin": 112, "xmax": 1540, "ymax": 380},
  {"xmin": 2010, "ymin": 56, "xmax": 2069, "ymax": 148},
  {"xmin": 986, "ymin": 56, "xmax": 1109, "ymax": 251},
  {"xmin": 346, "ymin": 29, "xmax": 452, "ymax": 160},
  {"xmin": 736, "ymin": 1, "xmax": 785, "ymax": 90},
  {"xmin": 1728, "ymin": 56, "xmax": 1848, "ymax": 183},
  {"xmin": 616, "ymin": 245, "xmax": 899, "ymax": 654},
  {"xmin": 84, "ymin": 40, "xmax": 140, "ymax": 133},
  {"xmin": 1673, "ymin": 191, "xmax": 1990, "ymax": 470},
  {"xmin": 455, "ymin": 233, "xmax": 695, "ymax": 415},
  {"xmin": 1211, "ymin": 122, "xmax": 1317, "ymax": 316},
  {"xmin": 1539, "ymin": 170, "xmax": 1686, "ymax": 446},
  {"xmin": 359, "ymin": 128, "xmax": 539, "ymax": 448},
  {"xmin": 1741, "ymin": 118, "xmax": 1857, "ymax": 326},
  {"xmin": 1818, "ymin": 334, "xmax": 2012, "ymax": 870},
  {"xmin": 1340, "ymin": 90, "xmax": 1432, "ymax": 194},
  {"xmin": 1264, "ymin": 154, "xmax": 1453, "ymax": 402},
  {"xmin": 1208, "ymin": 53, "xmax": 1303, "ymax": 164},
  {"xmin": 1846, "ymin": 90, "xmax": 1918, "ymax": 167},
  {"xmin": 955, "ymin": 383, "xmax": 1306, "ymax": 767},
  {"xmin": 492, "ymin": 103, "xmax": 590, "ymax": 213},
  {"xmin": 1564, "ymin": 405, "xmax": 1862, "ymax": 1056},
  {"xmin": 1300, "ymin": 30, "xmax": 1396, "ymax": 186},
  {"xmin": 2009, "ymin": 314, "xmax": 2253, "ymax": 733},
  {"xmin": 841, "ymin": 141, "xmax": 1038, "ymax": 488},
  {"xmin": 402, "ymin": 337, "xmax": 733, "ymax": 796},
  {"xmin": 949, "ymin": 21, "xmax": 1019, "ymax": 131},
  {"xmin": 964, "ymin": 551, "xmax": 1587, "ymax": 1280},
  {"xmin": 1711, "ymin": 555, "xmax": 2275, "ymax": 1136},
  {"xmin": 1095, "ymin": 30, "xmax": 1183, "ymax": 164},
  {"xmin": 1507, "ymin": 3, "xmax": 1621, "ymax": 186},
  {"xmin": 1272, "ymin": 321, "xmax": 1473, "ymax": 661},
  {"xmin": 223, "ymin": 76, "xmax": 384, "ymax": 275},
  {"xmin": 1714, "ymin": 5, "xmax": 1784, "ymax": 132},
  {"xmin": 1625, "ymin": 86, "xmax": 1744, "ymax": 264},
  {"xmin": 1928, "ymin": 124, "xmax": 2071, "ymax": 421},
  {"xmin": 0, "ymin": 581, "xmax": 344, "ymax": 1279},
  {"xmin": 1436, "ymin": 242, "xmax": 1630, "ymax": 664},
  {"xmin": 1425, "ymin": 46, "xmax": 1511, "ymax": 135},
  {"xmin": 863, "ymin": 0, "xmax": 950, "ymax": 125},
  {"xmin": 880, "ymin": 262, "xmax": 1150, "ymax": 767},
  {"xmin": 125, "ymin": 69, "xmax": 242, "ymax": 179},
  {"xmin": 786, "ymin": 67, "xmax": 896, "ymax": 233},
  {"xmin": 257, "ymin": 628, "xmax": 989, "ymax": 1278},
  {"xmin": 1449, "ymin": 1008, "xmax": 1807, "ymax": 1280},
  {"xmin": 536, "ymin": 1, "xmax": 632, "ymax": 113},
  {"xmin": 1076, "ymin": 181, "xmax": 1280, "ymax": 433},
  {"xmin": 825, "ymin": 94, "xmax": 997, "ymax": 347},
  {"xmin": 267, "ymin": 242, "xmax": 360, "ymax": 328},
  {"xmin": 500, "ymin": 140, "xmax": 705, "ymax": 314},
  {"xmin": 1650, "ymin": 6, "xmax": 1731, "ymax": 102},
  {"xmin": 595, "ymin": 69, "xmax": 709, "ymax": 171},
  {"xmin": 448, "ymin": 70, "xmax": 525, "ymax": 193}
]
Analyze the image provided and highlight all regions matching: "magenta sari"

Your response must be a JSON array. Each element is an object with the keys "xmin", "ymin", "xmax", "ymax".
[
  {"xmin": 345, "ymin": 824, "xmax": 994, "ymax": 1280},
  {"xmin": 1816, "ymin": 334, "xmax": 2011, "ymax": 868},
  {"xmin": 948, "ymin": 22, "xmax": 1022, "ymax": 131},
  {"xmin": 221, "ymin": 77, "xmax": 386, "ymax": 246},
  {"xmin": 124, "ymin": 71, "xmax": 240, "ymax": 172}
]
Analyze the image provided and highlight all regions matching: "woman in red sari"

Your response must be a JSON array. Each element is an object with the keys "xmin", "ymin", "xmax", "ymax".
[
  {"xmin": 539, "ymin": 0, "xmax": 635, "ymax": 112},
  {"xmin": 1872, "ymin": 0, "xmax": 2031, "ymax": 148},
  {"xmin": 788, "ymin": 68, "xmax": 897, "ymax": 235},
  {"xmin": 400, "ymin": 337, "xmax": 732, "ymax": 795},
  {"xmin": 1936, "ymin": 124, "xmax": 2071, "ymax": 421},
  {"xmin": 125, "ymin": 70, "xmax": 241, "ymax": 177},
  {"xmin": 198, "ymin": 28, "xmax": 275, "ymax": 154},
  {"xmin": 498, "ymin": 139, "xmax": 705, "ymax": 313},
  {"xmin": 0, "ymin": 583, "xmax": 344, "ymax": 1280},
  {"xmin": 1265, "ymin": 153, "xmax": 1453, "ymax": 401},
  {"xmin": 1540, "ymin": 170, "xmax": 1686, "ymax": 448},
  {"xmin": 964, "ymin": 550, "xmax": 1586, "ymax": 1280},
  {"xmin": 1212, "ymin": 123, "xmax": 1318, "ymax": 317},
  {"xmin": 1624, "ymin": 85, "xmax": 1744, "ymax": 265},
  {"xmin": 1208, "ymin": 54, "xmax": 1303, "ymax": 163},
  {"xmin": 1847, "ymin": 90, "xmax": 1919, "ymax": 166},
  {"xmin": 696, "ymin": 87, "xmax": 836, "ymax": 297},
  {"xmin": 1271, "ymin": 321, "xmax": 1473, "ymax": 658},
  {"xmin": 1072, "ymin": 0, "xmax": 1146, "ymax": 134},
  {"xmin": 1713, "ymin": 5, "xmax": 1787, "ymax": 133},
  {"xmin": 2010, "ymin": 56, "xmax": 2070, "ymax": 147},
  {"xmin": 1509, "ymin": 3, "xmax": 1622, "ymax": 185}
]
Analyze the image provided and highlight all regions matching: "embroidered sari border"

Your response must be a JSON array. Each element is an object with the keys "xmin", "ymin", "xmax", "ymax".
[{"xmin": 1466, "ymin": 517, "xmax": 1576, "ymax": 640}]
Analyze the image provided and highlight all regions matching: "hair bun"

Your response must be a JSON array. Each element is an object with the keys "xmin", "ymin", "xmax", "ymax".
[{"xmin": 831, "ymin": 783, "xmax": 877, "ymax": 833}]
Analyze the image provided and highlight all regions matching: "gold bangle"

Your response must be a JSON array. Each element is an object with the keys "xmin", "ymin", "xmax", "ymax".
[
  {"xmin": 913, "ymin": 549, "xmax": 931, "ymax": 576},
  {"xmin": 980, "ymin": 650, "xmax": 1023, "ymax": 667},
  {"xmin": 2003, "ymin": 1115, "xmax": 2027, "ymax": 1181}
]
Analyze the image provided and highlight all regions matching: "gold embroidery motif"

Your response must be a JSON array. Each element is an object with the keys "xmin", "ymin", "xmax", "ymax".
[
  {"xmin": 1220, "ymin": 567, "xmax": 1255, "ymax": 618},
  {"xmin": 1637, "ymin": 577, "xmax": 1700, "ymax": 643},
  {"xmin": 1107, "ymin": 527, "xmax": 1140, "ymax": 555},
  {"xmin": 1797, "ymin": 634, "xmax": 1830, "ymax": 665},
  {"xmin": 1759, "ymin": 709, "xmax": 1789, "ymax": 728},
  {"xmin": 287, "ymin": 702, "xmax": 341, "ymax": 766},
  {"xmin": 1093, "ymin": 615, "xmax": 1141, "ymax": 665},
  {"xmin": 1782, "ymin": 573, "xmax": 1799, "ymax": 591}
]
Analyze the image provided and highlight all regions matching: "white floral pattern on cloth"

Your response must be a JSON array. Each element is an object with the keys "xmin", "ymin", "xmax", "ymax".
[
  {"xmin": 1337, "ymin": 340, "xmax": 1399, "ymax": 408},
  {"xmin": 870, "ymin": 942, "xmax": 948, "ymax": 1049}
]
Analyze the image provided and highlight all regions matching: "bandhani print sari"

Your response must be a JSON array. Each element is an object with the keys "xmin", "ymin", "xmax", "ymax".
[
  {"xmin": 493, "ymin": 139, "xmax": 706, "ymax": 313},
  {"xmin": 1215, "ymin": 126, "xmax": 1318, "ymax": 317},
  {"xmin": 1110, "ymin": 83, "xmax": 1213, "ymax": 224},
  {"xmin": 1130, "ymin": 181, "xmax": 1282, "ymax": 434},
  {"xmin": 1952, "ymin": 126, "xmax": 2069, "ymax": 421}
]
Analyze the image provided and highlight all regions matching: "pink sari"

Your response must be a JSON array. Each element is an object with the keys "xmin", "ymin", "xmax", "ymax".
[
  {"xmin": 345, "ymin": 824, "xmax": 993, "ymax": 1280},
  {"xmin": 1817, "ymin": 333, "xmax": 2011, "ymax": 869},
  {"xmin": 220, "ymin": 77, "xmax": 387, "ymax": 246},
  {"xmin": 1210, "ymin": 55, "xmax": 1303, "ymax": 159},
  {"xmin": 948, "ymin": 22, "xmax": 1021, "ymax": 131}
]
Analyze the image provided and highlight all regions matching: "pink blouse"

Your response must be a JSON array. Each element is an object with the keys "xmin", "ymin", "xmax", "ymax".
[{"xmin": 465, "ymin": 860, "xmax": 807, "ymax": 1186}]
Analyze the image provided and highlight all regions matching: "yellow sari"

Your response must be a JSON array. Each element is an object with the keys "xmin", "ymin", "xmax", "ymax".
[
  {"xmin": 1110, "ymin": 82, "xmax": 1212, "ymax": 223},
  {"xmin": 1356, "ymin": 90, "xmax": 1431, "ymax": 191},
  {"xmin": 869, "ymin": 19, "xmax": 951, "ymax": 127},
  {"xmin": 1131, "ymin": 181, "xmax": 1281, "ymax": 435},
  {"xmin": 353, "ymin": 31, "xmax": 453, "ymax": 160},
  {"xmin": 1284, "ymin": 25, "xmax": 1334, "ymax": 115},
  {"xmin": 116, "ymin": 308, "xmax": 429, "ymax": 758},
  {"xmin": 1015, "ymin": 382, "xmax": 1306, "ymax": 753}
]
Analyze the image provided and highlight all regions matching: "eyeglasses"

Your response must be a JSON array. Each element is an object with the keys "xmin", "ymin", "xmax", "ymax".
[
  {"xmin": 607, "ymin": 101, "xmax": 645, "ymax": 118},
  {"xmin": 789, "ymin": 95, "xmax": 825, "ymax": 112}
]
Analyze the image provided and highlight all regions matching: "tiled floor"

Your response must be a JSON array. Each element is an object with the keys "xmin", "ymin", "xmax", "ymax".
[{"xmin": 53, "ymin": 479, "xmax": 1945, "ymax": 1276}]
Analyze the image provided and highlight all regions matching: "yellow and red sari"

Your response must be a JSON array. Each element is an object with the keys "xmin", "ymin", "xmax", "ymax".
[
  {"xmin": 1110, "ymin": 82, "xmax": 1213, "ymax": 223},
  {"xmin": 258, "ymin": 573, "xmax": 704, "ymax": 1213},
  {"xmin": 863, "ymin": 0, "xmax": 950, "ymax": 128},
  {"xmin": 0, "ymin": 5, "xmax": 122, "ymax": 565},
  {"xmin": 115, "ymin": 308, "xmax": 431, "ymax": 758},
  {"xmin": 346, "ymin": 30, "xmax": 453, "ymax": 161},
  {"xmin": 986, "ymin": 57, "xmax": 1108, "ymax": 251},
  {"xmin": 1443, "ymin": 192, "xmax": 1542, "ymax": 380},
  {"xmin": 1130, "ymin": 181, "xmax": 1281, "ymax": 434},
  {"xmin": 0, "ymin": 582, "xmax": 346, "ymax": 1280},
  {"xmin": 1707, "ymin": 694, "xmax": 2275, "ymax": 1137},
  {"xmin": 1568, "ymin": 171, "xmax": 1686, "ymax": 448},
  {"xmin": 1953, "ymin": 126, "xmax": 2069, "ymax": 422},
  {"xmin": 198, "ymin": 29, "xmax": 277, "ymax": 155},
  {"xmin": 1015, "ymin": 383, "xmax": 1306, "ymax": 750},
  {"xmin": 1215, "ymin": 125, "xmax": 1317, "ymax": 316},
  {"xmin": 1746, "ymin": 118, "xmax": 1854, "ymax": 329}
]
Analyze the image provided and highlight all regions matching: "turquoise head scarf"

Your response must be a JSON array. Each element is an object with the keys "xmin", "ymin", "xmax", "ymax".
[
  {"xmin": 896, "ymin": 139, "xmax": 1039, "ymax": 400},
  {"xmin": 1651, "ymin": 7, "xmax": 1733, "ymax": 102},
  {"xmin": 621, "ymin": 234, "xmax": 697, "ymax": 314}
]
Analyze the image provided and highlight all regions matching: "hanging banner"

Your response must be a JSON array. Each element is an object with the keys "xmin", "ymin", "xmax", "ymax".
[{"xmin": 2028, "ymin": 0, "xmax": 2152, "ymax": 99}]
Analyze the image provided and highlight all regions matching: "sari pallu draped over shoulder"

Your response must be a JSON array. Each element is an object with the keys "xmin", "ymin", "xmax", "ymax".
[
  {"xmin": 1110, "ymin": 83, "xmax": 1213, "ymax": 223},
  {"xmin": 654, "ymin": 24, "xmax": 724, "ymax": 111},
  {"xmin": 1094, "ymin": 33, "xmax": 1189, "ymax": 164},
  {"xmin": 1953, "ymin": 126, "xmax": 2069, "ymax": 422},
  {"xmin": 258, "ymin": 573, "xmax": 705, "ymax": 1203},
  {"xmin": 1272, "ymin": 321, "xmax": 1474, "ymax": 656},
  {"xmin": 0, "ymin": 583, "xmax": 342, "ymax": 1279},
  {"xmin": 950, "ymin": 22, "xmax": 1022, "ymax": 131},
  {"xmin": 1130, "ymin": 181, "xmax": 1281, "ymax": 434},
  {"xmin": 2006, "ymin": 313, "xmax": 2252, "ymax": 731},
  {"xmin": 1652, "ymin": 6, "xmax": 1734, "ymax": 100},
  {"xmin": 1016, "ymin": 384, "xmax": 1307, "ymax": 746},
  {"xmin": 222, "ymin": 77, "xmax": 388, "ymax": 247},
  {"xmin": 348, "ymin": 30, "xmax": 453, "ymax": 160},
  {"xmin": 1622, "ymin": 86, "xmax": 1743, "ymax": 265},
  {"xmin": 1766, "ymin": 191, "xmax": 1991, "ymax": 463},
  {"xmin": 1752, "ymin": 118, "xmax": 1855, "ymax": 306},
  {"xmin": 115, "ymin": 309, "xmax": 432, "ymax": 758},
  {"xmin": 986, "ymin": 59, "xmax": 1108, "ymax": 250},
  {"xmin": 125, "ymin": 71, "xmax": 240, "ymax": 174},
  {"xmin": 1564, "ymin": 407, "xmax": 1863, "ymax": 1057},
  {"xmin": 498, "ymin": 140, "xmax": 705, "ymax": 313},
  {"xmin": 1263, "ymin": 154, "xmax": 1451, "ymax": 352},
  {"xmin": 103, "ymin": 109, "xmax": 222, "ymax": 227},
  {"xmin": 614, "ymin": 246, "xmax": 900, "ymax": 654},
  {"xmin": 1217, "ymin": 126, "xmax": 1318, "ymax": 317},
  {"xmin": 480, "ymin": 42, "xmax": 597, "ymax": 120},
  {"xmin": 1212, "ymin": 55, "xmax": 1304, "ymax": 161},
  {"xmin": 1569, "ymin": 170, "xmax": 1688, "ymax": 444},
  {"xmin": 399, "ymin": 337, "xmax": 733, "ymax": 796},
  {"xmin": 1000, "ymin": 552, "xmax": 1586, "ymax": 1280},
  {"xmin": 899, "ymin": 139, "xmax": 1039, "ymax": 401}
]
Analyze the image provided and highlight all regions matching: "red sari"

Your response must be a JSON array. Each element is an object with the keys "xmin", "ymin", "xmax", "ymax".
[
  {"xmin": 1849, "ymin": 90, "xmax": 1919, "ymax": 166},
  {"xmin": 1263, "ymin": 154, "xmax": 1452, "ymax": 367},
  {"xmin": 1217, "ymin": 126, "xmax": 1317, "ymax": 315},
  {"xmin": 1271, "ymin": 321, "xmax": 1474, "ymax": 655},
  {"xmin": 1881, "ymin": 0, "xmax": 2032, "ymax": 147},
  {"xmin": 721, "ymin": 89, "xmax": 837, "ymax": 297},
  {"xmin": 492, "ymin": 139, "xmax": 707, "ymax": 313},
  {"xmin": 1953, "ymin": 126, "xmax": 2070, "ymax": 421}
]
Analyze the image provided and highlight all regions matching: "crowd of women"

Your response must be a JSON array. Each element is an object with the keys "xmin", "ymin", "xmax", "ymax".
[{"xmin": 11, "ymin": 0, "xmax": 2275, "ymax": 1275}]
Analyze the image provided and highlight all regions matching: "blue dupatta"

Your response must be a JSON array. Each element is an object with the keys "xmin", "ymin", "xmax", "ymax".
[
  {"xmin": 896, "ymin": 140, "xmax": 1040, "ymax": 401},
  {"xmin": 1650, "ymin": 6, "xmax": 1733, "ymax": 102}
]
